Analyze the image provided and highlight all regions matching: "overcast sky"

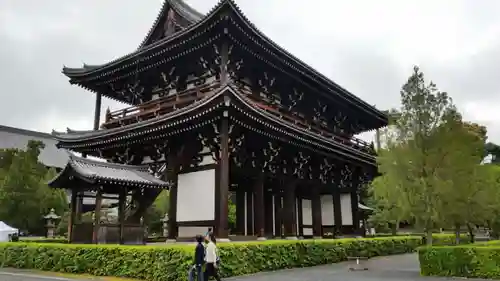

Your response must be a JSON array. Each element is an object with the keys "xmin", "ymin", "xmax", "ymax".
[{"xmin": 1, "ymin": 0, "xmax": 500, "ymax": 143}]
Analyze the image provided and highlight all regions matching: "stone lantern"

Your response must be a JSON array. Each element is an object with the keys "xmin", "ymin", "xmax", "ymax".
[
  {"xmin": 43, "ymin": 208, "xmax": 61, "ymax": 238},
  {"xmin": 161, "ymin": 213, "xmax": 169, "ymax": 237}
]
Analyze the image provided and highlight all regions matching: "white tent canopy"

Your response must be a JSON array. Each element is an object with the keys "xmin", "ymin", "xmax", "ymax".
[{"xmin": 0, "ymin": 221, "xmax": 17, "ymax": 242}]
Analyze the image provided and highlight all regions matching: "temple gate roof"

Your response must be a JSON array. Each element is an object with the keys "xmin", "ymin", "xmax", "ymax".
[{"xmin": 48, "ymin": 154, "xmax": 171, "ymax": 190}]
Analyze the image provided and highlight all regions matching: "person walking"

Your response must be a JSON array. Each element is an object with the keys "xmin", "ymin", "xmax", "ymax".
[
  {"xmin": 191, "ymin": 235, "xmax": 205, "ymax": 281},
  {"xmin": 204, "ymin": 233, "xmax": 221, "ymax": 281}
]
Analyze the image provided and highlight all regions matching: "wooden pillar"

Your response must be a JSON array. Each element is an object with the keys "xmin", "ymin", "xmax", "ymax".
[
  {"xmin": 253, "ymin": 173, "xmax": 265, "ymax": 239},
  {"xmin": 283, "ymin": 181, "xmax": 297, "ymax": 238},
  {"xmin": 297, "ymin": 195, "xmax": 304, "ymax": 237},
  {"xmin": 92, "ymin": 188, "xmax": 102, "ymax": 244},
  {"xmin": 311, "ymin": 187, "xmax": 323, "ymax": 238},
  {"xmin": 273, "ymin": 191, "xmax": 282, "ymax": 237},
  {"xmin": 351, "ymin": 191, "xmax": 360, "ymax": 235},
  {"xmin": 118, "ymin": 187, "xmax": 126, "ymax": 244},
  {"xmin": 351, "ymin": 169, "xmax": 361, "ymax": 236},
  {"xmin": 93, "ymin": 93, "xmax": 102, "ymax": 130},
  {"xmin": 166, "ymin": 154, "xmax": 179, "ymax": 240},
  {"xmin": 75, "ymin": 192, "xmax": 84, "ymax": 222},
  {"xmin": 235, "ymin": 189, "xmax": 246, "ymax": 235},
  {"xmin": 215, "ymin": 116, "xmax": 230, "ymax": 239},
  {"xmin": 264, "ymin": 188, "xmax": 274, "ymax": 236},
  {"xmin": 333, "ymin": 190, "xmax": 342, "ymax": 235},
  {"xmin": 68, "ymin": 189, "xmax": 77, "ymax": 243},
  {"xmin": 246, "ymin": 191, "xmax": 254, "ymax": 235}
]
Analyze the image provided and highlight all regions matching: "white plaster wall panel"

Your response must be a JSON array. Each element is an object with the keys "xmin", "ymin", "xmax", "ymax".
[
  {"xmin": 178, "ymin": 226, "xmax": 212, "ymax": 238},
  {"xmin": 303, "ymin": 228, "xmax": 313, "ymax": 236},
  {"xmin": 340, "ymin": 193, "xmax": 353, "ymax": 225},
  {"xmin": 320, "ymin": 195, "xmax": 334, "ymax": 225},
  {"xmin": 301, "ymin": 199, "xmax": 312, "ymax": 225},
  {"xmin": 176, "ymin": 169, "xmax": 215, "ymax": 222}
]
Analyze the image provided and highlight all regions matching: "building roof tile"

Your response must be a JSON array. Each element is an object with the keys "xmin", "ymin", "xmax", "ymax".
[{"xmin": 49, "ymin": 154, "xmax": 171, "ymax": 189}]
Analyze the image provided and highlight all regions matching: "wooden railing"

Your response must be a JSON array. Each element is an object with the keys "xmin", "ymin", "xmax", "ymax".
[
  {"xmin": 235, "ymin": 85, "xmax": 374, "ymax": 154},
  {"xmin": 102, "ymin": 79, "xmax": 221, "ymax": 129}
]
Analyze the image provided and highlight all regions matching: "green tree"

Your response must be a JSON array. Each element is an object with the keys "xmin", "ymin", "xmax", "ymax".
[
  {"xmin": 0, "ymin": 140, "xmax": 68, "ymax": 234},
  {"xmin": 146, "ymin": 190, "xmax": 170, "ymax": 235},
  {"xmin": 372, "ymin": 66, "xmax": 459, "ymax": 245},
  {"xmin": 435, "ymin": 121, "xmax": 492, "ymax": 243},
  {"xmin": 368, "ymin": 174, "xmax": 408, "ymax": 234},
  {"xmin": 228, "ymin": 200, "xmax": 236, "ymax": 231}
]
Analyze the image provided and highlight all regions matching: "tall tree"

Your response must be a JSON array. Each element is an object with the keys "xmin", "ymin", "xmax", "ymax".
[
  {"xmin": 435, "ymin": 120, "xmax": 492, "ymax": 243},
  {"xmin": 0, "ymin": 140, "xmax": 68, "ymax": 234},
  {"xmin": 372, "ymin": 66, "xmax": 458, "ymax": 244}
]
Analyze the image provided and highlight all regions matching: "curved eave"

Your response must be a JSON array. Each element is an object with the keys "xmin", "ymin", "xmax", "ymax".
[
  {"xmin": 224, "ymin": 1, "xmax": 388, "ymax": 122},
  {"xmin": 47, "ymin": 161, "xmax": 97, "ymax": 189},
  {"xmin": 50, "ymin": 155, "xmax": 170, "ymax": 189},
  {"xmin": 53, "ymin": 84, "xmax": 376, "ymax": 166},
  {"xmin": 138, "ymin": 0, "xmax": 204, "ymax": 49},
  {"xmin": 61, "ymin": 0, "xmax": 227, "ymax": 80},
  {"xmin": 52, "ymin": 84, "xmax": 228, "ymax": 145},
  {"xmin": 47, "ymin": 162, "xmax": 74, "ymax": 188}
]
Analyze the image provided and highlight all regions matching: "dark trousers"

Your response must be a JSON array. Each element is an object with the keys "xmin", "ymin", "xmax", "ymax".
[
  {"xmin": 204, "ymin": 263, "xmax": 221, "ymax": 281},
  {"xmin": 189, "ymin": 265, "xmax": 204, "ymax": 281},
  {"xmin": 196, "ymin": 265, "xmax": 204, "ymax": 281}
]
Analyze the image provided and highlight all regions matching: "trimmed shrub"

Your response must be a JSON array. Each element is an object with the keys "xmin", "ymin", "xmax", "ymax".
[
  {"xmin": 19, "ymin": 237, "xmax": 68, "ymax": 244},
  {"xmin": 0, "ymin": 234, "xmax": 458, "ymax": 281},
  {"xmin": 431, "ymin": 233, "xmax": 470, "ymax": 245},
  {"xmin": 419, "ymin": 245, "xmax": 500, "ymax": 279}
]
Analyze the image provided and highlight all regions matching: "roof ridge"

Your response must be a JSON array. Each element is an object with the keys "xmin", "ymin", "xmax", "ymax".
[
  {"xmin": 0, "ymin": 124, "xmax": 53, "ymax": 139},
  {"xmin": 138, "ymin": 0, "xmax": 205, "ymax": 50},
  {"xmin": 63, "ymin": 0, "xmax": 227, "ymax": 78}
]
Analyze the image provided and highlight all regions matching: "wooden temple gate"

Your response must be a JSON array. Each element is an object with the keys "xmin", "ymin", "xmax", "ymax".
[{"xmin": 51, "ymin": 0, "xmax": 386, "ymax": 243}]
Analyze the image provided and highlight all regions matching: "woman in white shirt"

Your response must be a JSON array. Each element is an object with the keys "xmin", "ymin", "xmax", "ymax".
[{"xmin": 204, "ymin": 233, "xmax": 221, "ymax": 281}]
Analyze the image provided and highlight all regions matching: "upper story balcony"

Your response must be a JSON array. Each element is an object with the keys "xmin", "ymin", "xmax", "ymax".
[
  {"xmin": 102, "ymin": 76, "xmax": 220, "ymax": 129},
  {"xmin": 101, "ymin": 79, "xmax": 375, "ymax": 156}
]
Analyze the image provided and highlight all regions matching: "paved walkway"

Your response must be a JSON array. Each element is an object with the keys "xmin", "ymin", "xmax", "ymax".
[
  {"xmin": 0, "ymin": 254, "xmax": 491, "ymax": 280},
  {"xmin": 227, "ymin": 253, "xmax": 488, "ymax": 281}
]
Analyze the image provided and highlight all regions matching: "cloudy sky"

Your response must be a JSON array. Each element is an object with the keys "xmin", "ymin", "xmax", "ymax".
[{"xmin": 1, "ymin": 0, "xmax": 500, "ymax": 143}]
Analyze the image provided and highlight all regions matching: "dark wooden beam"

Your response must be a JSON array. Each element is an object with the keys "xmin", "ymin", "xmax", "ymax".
[
  {"xmin": 297, "ymin": 195, "xmax": 304, "ymax": 237},
  {"xmin": 235, "ymin": 189, "xmax": 246, "ymax": 235},
  {"xmin": 166, "ymin": 154, "xmax": 180, "ymax": 240},
  {"xmin": 333, "ymin": 190, "xmax": 342, "ymax": 235},
  {"xmin": 283, "ymin": 180, "xmax": 298, "ymax": 238},
  {"xmin": 274, "ymin": 190, "xmax": 282, "ymax": 237},
  {"xmin": 264, "ymin": 187, "xmax": 274, "ymax": 236},
  {"xmin": 92, "ymin": 188, "xmax": 102, "ymax": 244},
  {"xmin": 93, "ymin": 93, "xmax": 102, "ymax": 130},
  {"xmin": 118, "ymin": 187, "xmax": 126, "ymax": 244},
  {"xmin": 68, "ymin": 190, "xmax": 77, "ymax": 243},
  {"xmin": 351, "ymin": 172, "xmax": 361, "ymax": 235},
  {"xmin": 215, "ymin": 116, "xmax": 230, "ymax": 239},
  {"xmin": 311, "ymin": 186, "xmax": 322, "ymax": 238},
  {"xmin": 246, "ymin": 190, "xmax": 254, "ymax": 235},
  {"xmin": 253, "ymin": 172, "xmax": 265, "ymax": 238}
]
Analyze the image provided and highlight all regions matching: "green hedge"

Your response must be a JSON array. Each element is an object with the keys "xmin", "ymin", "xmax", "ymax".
[
  {"xmin": 419, "ymin": 244, "xmax": 500, "ymax": 279},
  {"xmin": 0, "ymin": 234, "xmax": 459, "ymax": 281},
  {"xmin": 19, "ymin": 237, "xmax": 68, "ymax": 244}
]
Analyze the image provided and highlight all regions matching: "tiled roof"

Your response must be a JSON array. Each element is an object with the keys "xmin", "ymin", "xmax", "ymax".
[
  {"xmin": 0, "ymin": 125, "xmax": 68, "ymax": 168},
  {"xmin": 49, "ymin": 154, "xmax": 171, "ymax": 189}
]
